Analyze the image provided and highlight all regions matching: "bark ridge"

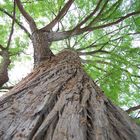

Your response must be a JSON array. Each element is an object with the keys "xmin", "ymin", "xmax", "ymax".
[{"xmin": 0, "ymin": 50, "xmax": 140, "ymax": 140}]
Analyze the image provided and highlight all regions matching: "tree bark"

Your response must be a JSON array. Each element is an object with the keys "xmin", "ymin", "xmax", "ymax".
[
  {"xmin": 31, "ymin": 30, "xmax": 54, "ymax": 66},
  {"xmin": 0, "ymin": 50, "xmax": 140, "ymax": 140},
  {"xmin": 0, "ymin": 50, "xmax": 10, "ymax": 87}
]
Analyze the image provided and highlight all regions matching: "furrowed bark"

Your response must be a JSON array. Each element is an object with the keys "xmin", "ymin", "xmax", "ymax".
[
  {"xmin": 0, "ymin": 50, "xmax": 140, "ymax": 140},
  {"xmin": 0, "ymin": 49, "xmax": 10, "ymax": 87},
  {"xmin": 31, "ymin": 30, "xmax": 54, "ymax": 66}
]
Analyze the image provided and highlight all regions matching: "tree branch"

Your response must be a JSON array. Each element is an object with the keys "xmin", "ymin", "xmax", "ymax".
[
  {"xmin": 83, "ymin": 59, "xmax": 110, "ymax": 65},
  {"xmin": 83, "ymin": 58, "xmax": 140, "ymax": 88},
  {"xmin": 48, "ymin": 10, "xmax": 140, "ymax": 41},
  {"xmin": 126, "ymin": 105, "xmax": 140, "ymax": 114},
  {"xmin": 76, "ymin": 41, "xmax": 109, "ymax": 51},
  {"xmin": 76, "ymin": 25, "xmax": 128, "ymax": 51},
  {"xmin": 100, "ymin": 0, "xmax": 122, "ymax": 21},
  {"xmin": 0, "ymin": 44, "xmax": 4, "ymax": 50},
  {"xmin": 73, "ymin": 0, "xmax": 102, "ymax": 29},
  {"xmin": 86, "ymin": 10, "xmax": 140, "ymax": 31},
  {"xmin": 15, "ymin": 0, "xmax": 37, "ymax": 32},
  {"xmin": 0, "ymin": 7, "xmax": 31, "ymax": 38},
  {"xmin": 6, "ymin": 0, "xmax": 16, "ymax": 49},
  {"xmin": 0, "ymin": 49, "xmax": 10, "ymax": 87},
  {"xmin": 41, "ymin": 0, "xmax": 74, "ymax": 31},
  {"xmin": 72, "ymin": 32, "xmax": 90, "ymax": 48},
  {"xmin": 79, "ymin": 49, "xmax": 109, "ymax": 56},
  {"xmin": 0, "ymin": 86, "xmax": 14, "ymax": 90},
  {"xmin": 87, "ymin": 0, "xmax": 109, "ymax": 27},
  {"xmin": 82, "ymin": 59, "xmax": 107, "ymax": 72}
]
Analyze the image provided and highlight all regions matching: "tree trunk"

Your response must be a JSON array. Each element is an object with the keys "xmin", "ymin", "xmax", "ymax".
[
  {"xmin": 0, "ymin": 49, "xmax": 10, "ymax": 87},
  {"xmin": 0, "ymin": 50, "xmax": 140, "ymax": 140},
  {"xmin": 31, "ymin": 30, "xmax": 54, "ymax": 66}
]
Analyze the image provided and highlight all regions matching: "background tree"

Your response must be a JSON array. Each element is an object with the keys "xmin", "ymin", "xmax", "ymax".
[{"xmin": 0, "ymin": 0, "xmax": 140, "ymax": 139}]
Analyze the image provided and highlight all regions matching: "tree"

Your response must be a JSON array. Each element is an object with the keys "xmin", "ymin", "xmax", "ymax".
[{"xmin": 0, "ymin": 0, "xmax": 140, "ymax": 139}]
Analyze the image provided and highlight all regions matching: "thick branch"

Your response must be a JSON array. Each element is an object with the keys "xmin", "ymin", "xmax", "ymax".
[
  {"xmin": 48, "ymin": 10, "xmax": 140, "ymax": 41},
  {"xmin": 126, "ymin": 105, "xmax": 140, "ymax": 114},
  {"xmin": 15, "ymin": 0, "xmax": 37, "ymax": 32},
  {"xmin": 41, "ymin": 0, "xmax": 74, "ymax": 31},
  {"xmin": 48, "ymin": 29, "xmax": 80, "ymax": 41}
]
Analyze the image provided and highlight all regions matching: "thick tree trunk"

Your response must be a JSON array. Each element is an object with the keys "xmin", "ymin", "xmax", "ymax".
[
  {"xmin": 0, "ymin": 50, "xmax": 140, "ymax": 140},
  {"xmin": 31, "ymin": 30, "xmax": 54, "ymax": 66}
]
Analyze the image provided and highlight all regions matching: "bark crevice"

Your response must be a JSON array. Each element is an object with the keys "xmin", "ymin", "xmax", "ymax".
[{"xmin": 0, "ymin": 50, "xmax": 140, "ymax": 140}]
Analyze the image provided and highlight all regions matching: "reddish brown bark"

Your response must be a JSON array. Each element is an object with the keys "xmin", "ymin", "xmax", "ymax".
[
  {"xmin": 0, "ymin": 50, "xmax": 140, "ymax": 140},
  {"xmin": 0, "ymin": 50, "xmax": 10, "ymax": 87}
]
